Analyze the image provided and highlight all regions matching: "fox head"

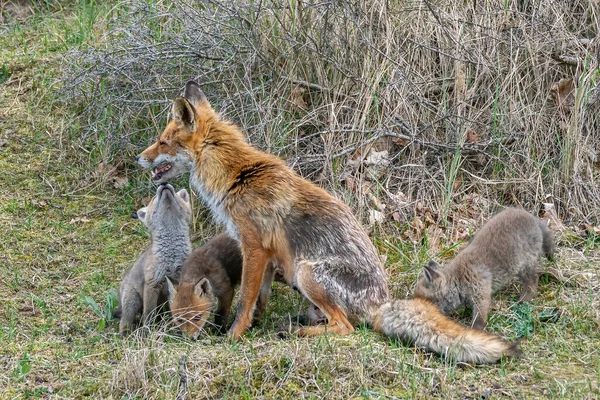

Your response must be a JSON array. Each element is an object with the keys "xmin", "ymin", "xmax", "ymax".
[
  {"xmin": 166, "ymin": 277, "xmax": 216, "ymax": 339},
  {"xmin": 136, "ymin": 184, "xmax": 192, "ymax": 235},
  {"xmin": 137, "ymin": 81, "xmax": 229, "ymax": 184},
  {"xmin": 414, "ymin": 260, "xmax": 460, "ymax": 313}
]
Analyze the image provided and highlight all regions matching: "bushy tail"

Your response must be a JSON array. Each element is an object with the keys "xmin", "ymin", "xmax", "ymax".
[
  {"xmin": 538, "ymin": 219, "xmax": 555, "ymax": 261},
  {"xmin": 371, "ymin": 298, "xmax": 520, "ymax": 364}
]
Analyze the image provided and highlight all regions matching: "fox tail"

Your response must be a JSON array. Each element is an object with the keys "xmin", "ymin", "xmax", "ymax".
[{"xmin": 371, "ymin": 297, "xmax": 521, "ymax": 364}]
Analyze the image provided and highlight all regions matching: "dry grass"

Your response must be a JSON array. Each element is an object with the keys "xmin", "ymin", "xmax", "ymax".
[
  {"xmin": 1, "ymin": 1, "xmax": 599, "ymax": 399},
  {"xmin": 65, "ymin": 0, "xmax": 600, "ymax": 223}
]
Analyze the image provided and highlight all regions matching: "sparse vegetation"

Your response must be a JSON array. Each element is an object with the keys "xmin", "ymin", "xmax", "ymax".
[{"xmin": 1, "ymin": 0, "xmax": 599, "ymax": 399}]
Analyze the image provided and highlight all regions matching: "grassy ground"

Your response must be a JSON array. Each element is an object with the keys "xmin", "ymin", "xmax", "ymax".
[{"xmin": 1, "ymin": 2, "xmax": 599, "ymax": 399}]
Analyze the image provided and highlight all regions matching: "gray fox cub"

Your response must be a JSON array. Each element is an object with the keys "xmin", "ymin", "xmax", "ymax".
[
  {"xmin": 415, "ymin": 207, "xmax": 554, "ymax": 330},
  {"xmin": 116, "ymin": 184, "xmax": 192, "ymax": 335}
]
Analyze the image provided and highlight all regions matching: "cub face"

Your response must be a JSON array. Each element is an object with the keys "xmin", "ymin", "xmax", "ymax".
[
  {"xmin": 137, "ymin": 81, "xmax": 215, "ymax": 184},
  {"xmin": 414, "ymin": 261, "xmax": 460, "ymax": 313},
  {"xmin": 136, "ymin": 184, "xmax": 192, "ymax": 232},
  {"xmin": 166, "ymin": 277, "xmax": 215, "ymax": 339}
]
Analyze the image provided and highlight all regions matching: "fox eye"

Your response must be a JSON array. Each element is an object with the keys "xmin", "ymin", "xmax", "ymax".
[
  {"xmin": 159, "ymin": 140, "xmax": 167, "ymax": 146},
  {"xmin": 192, "ymin": 314, "xmax": 203, "ymax": 322},
  {"xmin": 175, "ymin": 317, "xmax": 185, "ymax": 324}
]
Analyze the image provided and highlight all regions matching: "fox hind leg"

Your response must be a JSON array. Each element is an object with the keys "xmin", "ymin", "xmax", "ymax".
[
  {"xmin": 119, "ymin": 289, "xmax": 142, "ymax": 336},
  {"xmin": 294, "ymin": 260, "xmax": 354, "ymax": 337}
]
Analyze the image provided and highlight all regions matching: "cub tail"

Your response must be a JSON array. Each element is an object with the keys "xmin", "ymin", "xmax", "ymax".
[
  {"xmin": 538, "ymin": 219, "xmax": 555, "ymax": 261},
  {"xmin": 371, "ymin": 297, "xmax": 521, "ymax": 364}
]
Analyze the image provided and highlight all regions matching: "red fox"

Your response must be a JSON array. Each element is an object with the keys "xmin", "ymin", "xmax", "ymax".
[
  {"xmin": 137, "ymin": 81, "xmax": 520, "ymax": 363},
  {"xmin": 166, "ymin": 232, "xmax": 325, "ymax": 339},
  {"xmin": 414, "ymin": 208, "xmax": 554, "ymax": 330}
]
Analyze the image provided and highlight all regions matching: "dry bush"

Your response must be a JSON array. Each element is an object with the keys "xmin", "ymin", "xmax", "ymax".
[{"xmin": 64, "ymin": 0, "xmax": 600, "ymax": 223}]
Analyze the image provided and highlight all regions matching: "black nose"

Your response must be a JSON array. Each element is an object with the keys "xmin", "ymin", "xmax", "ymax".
[{"xmin": 136, "ymin": 155, "xmax": 141, "ymax": 162}]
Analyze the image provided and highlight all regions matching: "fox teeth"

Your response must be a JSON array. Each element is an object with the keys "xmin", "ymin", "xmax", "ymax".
[{"xmin": 152, "ymin": 163, "xmax": 172, "ymax": 176}]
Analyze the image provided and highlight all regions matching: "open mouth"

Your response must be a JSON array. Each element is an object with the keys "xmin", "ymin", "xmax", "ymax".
[{"xmin": 151, "ymin": 163, "xmax": 172, "ymax": 181}]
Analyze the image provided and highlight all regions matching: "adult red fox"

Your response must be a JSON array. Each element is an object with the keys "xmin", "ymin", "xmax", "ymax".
[{"xmin": 137, "ymin": 81, "xmax": 520, "ymax": 363}]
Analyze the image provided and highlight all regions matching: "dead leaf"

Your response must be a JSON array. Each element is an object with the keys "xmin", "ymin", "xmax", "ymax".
[
  {"xmin": 368, "ymin": 210, "xmax": 384, "ymax": 226},
  {"xmin": 113, "ymin": 176, "xmax": 129, "ymax": 189},
  {"xmin": 391, "ymin": 136, "xmax": 410, "ymax": 146},
  {"xmin": 541, "ymin": 202, "xmax": 565, "ymax": 231},
  {"xmin": 392, "ymin": 212, "xmax": 401, "ymax": 222},
  {"xmin": 69, "ymin": 217, "xmax": 91, "ymax": 224},
  {"xmin": 550, "ymin": 78, "xmax": 576, "ymax": 108},
  {"xmin": 288, "ymin": 85, "xmax": 308, "ymax": 111},
  {"xmin": 466, "ymin": 129, "xmax": 480, "ymax": 143}
]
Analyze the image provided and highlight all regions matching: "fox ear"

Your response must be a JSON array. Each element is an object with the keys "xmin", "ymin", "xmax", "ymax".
[
  {"xmin": 176, "ymin": 188, "xmax": 190, "ymax": 204},
  {"xmin": 172, "ymin": 97, "xmax": 195, "ymax": 132},
  {"xmin": 427, "ymin": 260, "xmax": 440, "ymax": 269},
  {"xmin": 423, "ymin": 265, "xmax": 441, "ymax": 284},
  {"xmin": 136, "ymin": 207, "xmax": 148, "ymax": 223},
  {"xmin": 165, "ymin": 277, "xmax": 177, "ymax": 301},
  {"xmin": 184, "ymin": 81, "xmax": 207, "ymax": 107},
  {"xmin": 194, "ymin": 277, "xmax": 212, "ymax": 297}
]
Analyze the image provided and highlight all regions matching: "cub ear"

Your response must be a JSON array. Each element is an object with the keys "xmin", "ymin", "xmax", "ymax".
[
  {"xmin": 176, "ymin": 188, "xmax": 190, "ymax": 204},
  {"xmin": 427, "ymin": 260, "xmax": 440, "ymax": 269},
  {"xmin": 184, "ymin": 80, "xmax": 207, "ymax": 107},
  {"xmin": 165, "ymin": 277, "xmax": 177, "ymax": 301},
  {"xmin": 194, "ymin": 277, "xmax": 212, "ymax": 298},
  {"xmin": 172, "ymin": 97, "xmax": 195, "ymax": 132},
  {"xmin": 136, "ymin": 207, "xmax": 148, "ymax": 223},
  {"xmin": 423, "ymin": 265, "xmax": 441, "ymax": 284}
]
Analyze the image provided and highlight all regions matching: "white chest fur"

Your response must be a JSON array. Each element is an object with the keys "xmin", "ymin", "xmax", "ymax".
[{"xmin": 190, "ymin": 174, "xmax": 240, "ymax": 240}]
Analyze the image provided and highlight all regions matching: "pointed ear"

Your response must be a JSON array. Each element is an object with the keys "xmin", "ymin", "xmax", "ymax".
[
  {"xmin": 166, "ymin": 277, "xmax": 177, "ymax": 301},
  {"xmin": 427, "ymin": 260, "xmax": 440, "ymax": 269},
  {"xmin": 194, "ymin": 277, "xmax": 212, "ymax": 298},
  {"xmin": 176, "ymin": 188, "xmax": 190, "ymax": 204},
  {"xmin": 172, "ymin": 97, "xmax": 195, "ymax": 132},
  {"xmin": 136, "ymin": 207, "xmax": 148, "ymax": 223},
  {"xmin": 423, "ymin": 265, "xmax": 441, "ymax": 284},
  {"xmin": 184, "ymin": 81, "xmax": 207, "ymax": 107}
]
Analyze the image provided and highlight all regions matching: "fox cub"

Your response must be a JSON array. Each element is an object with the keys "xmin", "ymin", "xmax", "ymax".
[
  {"xmin": 166, "ymin": 232, "xmax": 324, "ymax": 339},
  {"xmin": 135, "ymin": 81, "xmax": 521, "ymax": 363},
  {"xmin": 415, "ymin": 207, "xmax": 554, "ymax": 330},
  {"xmin": 116, "ymin": 184, "xmax": 192, "ymax": 335}
]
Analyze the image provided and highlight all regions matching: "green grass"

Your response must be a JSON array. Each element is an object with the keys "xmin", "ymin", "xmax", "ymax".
[{"xmin": 0, "ymin": 2, "xmax": 599, "ymax": 399}]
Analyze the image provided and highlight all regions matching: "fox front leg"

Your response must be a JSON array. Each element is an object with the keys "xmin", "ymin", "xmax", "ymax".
[{"xmin": 228, "ymin": 246, "xmax": 269, "ymax": 340}]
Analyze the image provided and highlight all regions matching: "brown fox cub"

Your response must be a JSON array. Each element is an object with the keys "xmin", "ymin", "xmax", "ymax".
[
  {"xmin": 166, "ymin": 232, "xmax": 324, "ymax": 339},
  {"xmin": 137, "ymin": 81, "xmax": 519, "ymax": 363},
  {"xmin": 115, "ymin": 184, "xmax": 192, "ymax": 335},
  {"xmin": 415, "ymin": 207, "xmax": 554, "ymax": 330}
]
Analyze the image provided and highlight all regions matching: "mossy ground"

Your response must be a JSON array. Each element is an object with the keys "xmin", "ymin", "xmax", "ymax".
[{"xmin": 0, "ymin": 2, "xmax": 599, "ymax": 399}]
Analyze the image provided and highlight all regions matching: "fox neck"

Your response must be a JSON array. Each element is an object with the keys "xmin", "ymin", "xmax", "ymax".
[{"xmin": 190, "ymin": 120, "xmax": 255, "ymax": 196}]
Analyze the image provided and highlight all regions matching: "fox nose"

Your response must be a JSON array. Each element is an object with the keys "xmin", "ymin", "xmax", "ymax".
[{"xmin": 136, "ymin": 155, "xmax": 141, "ymax": 162}]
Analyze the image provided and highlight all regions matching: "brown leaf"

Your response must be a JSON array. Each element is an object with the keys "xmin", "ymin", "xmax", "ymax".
[
  {"xmin": 113, "ymin": 176, "xmax": 129, "ymax": 189},
  {"xmin": 392, "ymin": 212, "xmax": 401, "ymax": 222},
  {"xmin": 550, "ymin": 78, "xmax": 576, "ymax": 108},
  {"xmin": 466, "ymin": 129, "xmax": 480, "ymax": 143},
  {"xmin": 391, "ymin": 136, "xmax": 410, "ymax": 146},
  {"xmin": 288, "ymin": 85, "xmax": 308, "ymax": 111}
]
